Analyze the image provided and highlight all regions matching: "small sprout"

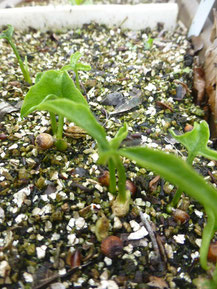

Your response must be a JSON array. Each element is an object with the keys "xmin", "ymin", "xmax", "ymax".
[
  {"xmin": 35, "ymin": 133, "xmax": 54, "ymax": 150},
  {"xmin": 169, "ymin": 120, "xmax": 217, "ymax": 207},
  {"xmin": 61, "ymin": 51, "xmax": 91, "ymax": 91},
  {"xmin": 95, "ymin": 213, "xmax": 110, "ymax": 242},
  {"xmin": 69, "ymin": 0, "xmax": 93, "ymax": 5},
  {"xmin": 0, "ymin": 25, "xmax": 32, "ymax": 84},
  {"xmin": 101, "ymin": 236, "xmax": 123, "ymax": 258},
  {"xmin": 69, "ymin": 0, "xmax": 83, "ymax": 4},
  {"xmin": 172, "ymin": 209, "xmax": 190, "ymax": 224},
  {"xmin": 170, "ymin": 120, "xmax": 217, "ymax": 165},
  {"xmin": 144, "ymin": 37, "xmax": 154, "ymax": 50}
]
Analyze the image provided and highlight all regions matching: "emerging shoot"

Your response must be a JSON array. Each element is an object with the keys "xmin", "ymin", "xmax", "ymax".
[
  {"xmin": 0, "ymin": 25, "xmax": 32, "ymax": 84},
  {"xmin": 169, "ymin": 121, "xmax": 217, "ymax": 207},
  {"xmin": 61, "ymin": 51, "xmax": 91, "ymax": 91}
]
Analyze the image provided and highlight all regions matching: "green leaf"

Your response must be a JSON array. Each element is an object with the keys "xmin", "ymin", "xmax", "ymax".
[
  {"xmin": 69, "ymin": 0, "xmax": 83, "ymax": 5},
  {"xmin": 75, "ymin": 0, "xmax": 84, "ymax": 4},
  {"xmin": 0, "ymin": 24, "xmax": 14, "ymax": 40},
  {"xmin": 76, "ymin": 63, "xmax": 91, "ymax": 71},
  {"xmin": 62, "ymin": 52, "xmax": 91, "ymax": 72},
  {"xmin": 144, "ymin": 37, "xmax": 153, "ymax": 50},
  {"xmin": 120, "ymin": 146, "xmax": 217, "ymax": 269},
  {"xmin": 120, "ymin": 146, "xmax": 217, "ymax": 215},
  {"xmin": 35, "ymin": 72, "xmax": 44, "ymax": 83},
  {"xmin": 36, "ymin": 99, "xmax": 109, "ymax": 151},
  {"xmin": 170, "ymin": 121, "xmax": 217, "ymax": 162},
  {"xmin": 60, "ymin": 65, "xmax": 73, "ymax": 72},
  {"xmin": 70, "ymin": 51, "xmax": 82, "ymax": 68},
  {"xmin": 21, "ymin": 70, "xmax": 86, "ymax": 117},
  {"xmin": 110, "ymin": 123, "xmax": 128, "ymax": 150}
]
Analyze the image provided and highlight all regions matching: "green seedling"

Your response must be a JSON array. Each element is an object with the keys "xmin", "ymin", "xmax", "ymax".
[
  {"xmin": 169, "ymin": 120, "xmax": 217, "ymax": 207},
  {"xmin": 22, "ymin": 97, "xmax": 217, "ymax": 281},
  {"xmin": 144, "ymin": 37, "xmax": 154, "ymax": 50},
  {"xmin": 0, "ymin": 25, "xmax": 32, "ymax": 84},
  {"xmin": 69, "ymin": 0, "xmax": 93, "ymax": 4},
  {"xmin": 61, "ymin": 51, "xmax": 91, "ymax": 91},
  {"xmin": 20, "ymin": 70, "xmax": 87, "ymax": 150},
  {"xmin": 32, "ymin": 99, "xmax": 217, "ymax": 274},
  {"xmin": 32, "ymin": 98, "xmax": 130, "ymax": 216}
]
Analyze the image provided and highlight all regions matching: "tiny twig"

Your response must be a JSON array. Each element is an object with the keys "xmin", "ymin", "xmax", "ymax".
[
  {"xmin": 208, "ymin": 170, "xmax": 217, "ymax": 186},
  {"xmin": 155, "ymin": 234, "xmax": 167, "ymax": 267},
  {"xmin": 118, "ymin": 16, "xmax": 128, "ymax": 28},
  {"xmin": 33, "ymin": 261, "xmax": 92, "ymax": 289},
  {"xmin": 70, "ymin": 182, "xmax": 94, "ymax": 193},
  {"xmin": 160, "ymin": 179, "xmax": 165, "ymax": 197},
  {"xmin": 139, "ymin": 211, "xmax": 160, "ymax": 258},
  {"xmin": 139, "ymin": 210, "xmax": 166, "ymax": 272}
]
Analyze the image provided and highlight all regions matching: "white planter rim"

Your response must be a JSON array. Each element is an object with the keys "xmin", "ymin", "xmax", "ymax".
[{"xmin": 0, "ymin": 3, "xmax": 178, "ymax": 31}]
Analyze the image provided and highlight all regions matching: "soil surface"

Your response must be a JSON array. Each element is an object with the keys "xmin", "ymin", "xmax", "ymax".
[{"xmin": 0, "ymin": 22, "xmax": 216, "ymax": 289}]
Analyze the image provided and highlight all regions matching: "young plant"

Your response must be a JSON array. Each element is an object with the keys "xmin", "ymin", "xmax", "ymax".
[
  {"xmin": 69, "ymin": 0, "xmax": 93, "ymax": 5},
  {"xmin": 23, "ymin": 97, "xmax": 217, "ymax": 280},
  {"xmin": 169, "ymin": 120, "xmax": 217, "ymax": 207},
  {"xmin": 0, "ymin": 25, "xmax": 32, "ymax": 84},
  {"xmin": 144, "ymin": 37, "xmax": 154, "ymax": 50},
  {"xmin": 20, "ymin": 70, "xmax": 87, "ymax": 150},
  {"xmin": 30, "ymin": 97, "xmax": 130, "ymax": 215},
  {"xmin": 61, "ymin": 51, "xmax": 91, "ymax": 91}
]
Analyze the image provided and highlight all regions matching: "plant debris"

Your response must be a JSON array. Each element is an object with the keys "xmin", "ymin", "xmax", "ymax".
[{"xmin": 204, "ymin": 12, "xmax": 217, "ymax": 138}]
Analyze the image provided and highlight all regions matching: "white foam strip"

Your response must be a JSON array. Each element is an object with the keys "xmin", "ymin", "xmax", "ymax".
[{"xmin": 0, "ymin": 4, "xmax": 178, "ymax": 31}]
